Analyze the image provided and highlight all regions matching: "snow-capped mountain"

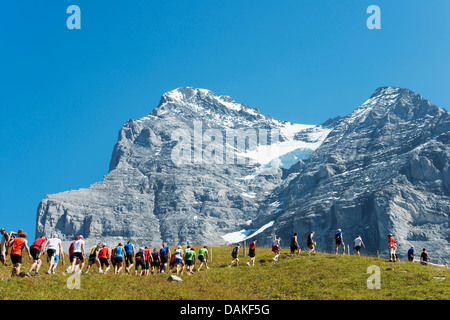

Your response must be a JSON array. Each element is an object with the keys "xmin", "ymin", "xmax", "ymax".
[{"xmin": 36, "ymin": 87, "xmax": 331, "ymax": 249}]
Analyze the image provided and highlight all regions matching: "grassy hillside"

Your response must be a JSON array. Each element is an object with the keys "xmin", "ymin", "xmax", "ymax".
[{"xmin": 0, "ymin": 246, "xmax": 448, "ymax": 300}]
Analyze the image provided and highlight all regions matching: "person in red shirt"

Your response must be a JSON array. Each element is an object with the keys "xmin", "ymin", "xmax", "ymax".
[
  {"xmin": 144, "ymin": 246, "xmax": 151, "ymax": 276},
  {"xmin": 168, "ymin": 253, "xmax": 176, "ymax": 274},
  {"xmin": 247, "ymin": 239, "xmax": 258, "ymax": 266},
  {"xmin": 7, "ymin": 232, "xmax": 32, "ymax": 276},
  {"xmin": 65, "ymin": 235, "xmax": 79, "ymax": 273},
  {"xmin": 388, "ymin": 234, "xmax": 396, "ymax": 262},
  {"xmin": 26, "ymin": 235, "xmax": 47, "ymax": 277},
  {"xmin": 98, "ymin": 243, "xmax": 111, "ymax": 274}
]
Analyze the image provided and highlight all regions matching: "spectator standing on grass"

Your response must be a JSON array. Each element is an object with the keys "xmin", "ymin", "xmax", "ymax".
[
  {"xmin": 307, "ymin": 231, "xmax": 315, "ymax": 255},
  {"xmin": 8, "ymin": 232, "xmax": 31, "ymax": 277},
  {"xmin": 353, "ymin": 235, "xmax": 365, "ymax": 256},
  {"xmin": 46, "ymin": 234, "xmax": 64, "ymax": 274},
  {"xmin": 247, "ymin": 239, "xmax": 257, "ymax": 266},
  {"xmin": 420, "ymin": 248, "xmax": 431, "ymax": 265},
  {"xmin": 229, "ymin": 243, "xmax": 241, "ymax": 267},
  {"xmin": 26, "ymin": 235, "xmax": 47, "ymax": 277},
  {"xmin": 290, "ymin": 233, "xmax": 300, "ymax": 257},
  {"xmin": 0, "ymin": 228, "xmax": 10, "ymax": 266}
]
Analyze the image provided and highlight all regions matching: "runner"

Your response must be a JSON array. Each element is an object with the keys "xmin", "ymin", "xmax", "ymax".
[
  {"xmin": 70, "ymin": 235, "xmax": 85, "ymax": 273},
  {"xmin": 66, "ymin": 235, "xmax": 78, "ymax": 273},
  {"xmin": 307, "ymin": 231, "xmax": 315, "ymax": 255},
  {"xmin": 174, "ymin": 246, "xmax": 184, "ymax": 275},
  {"xmin": 85, "ymin": 242, "xmax": 102, "ymax": 274},
  {"xmin": 150, "ymin": 248, "xmax": 161, "ymax": 275},
  {"xmin": 134, "ymin": 247, "xmax": 145, "ymax": 276},
  {"xmin": 26, "ymin": 235, "xmax": 47, "ymax": 277},
  {"xmin": 290, "ymin": 233, "xmax": 300, "ymax": 257},
  {"xmin": 7, "ymin": 232, "xmax": 31, "ymax": 277},
  {"xmin": 9, "ymin": 229, "xmax": 23, "ymax": 240},
  {"xmin": 159, "ymin": 243, "xmax": 171, "ymax": 273},
  {"xmin": 182, "ymin": 245, "xmax": 191, "ymax": 274},
  {"xmin": 407, "ymin": 245, "xmax": 415, "ymax": 262},
  {"xmin": 110, "ymin": 246, "xmax": 116, "ymax": 270},
  {"xmin": 124, "ymin": 241, "xmax": 135, "ymax": 274},
  {"xmin": 113, "ymin": 243, "xmax": 125, "ymax": 274},
  {"xmin": 98, "ymin": 243, "xmax": 111, "ymax": 274},
  {"xmin": 247, "ymin": 239, "xmax": 257, "ymax": 266},
  {"xmin": 353, "ymin": 235, "xmax": 365, "ymax": 256},
  {"xmin": 185, "ymin": 247, "xmax": 196, "ymax": 275},
  {"xmin": 272, "ymin": 237, "xmax": 281, "ymax": 261},
  {"xmin": 229, "ymin": 243, "xmax": 241, "ymax": 267},
  {"xmin": 168, "ymin": 251, "xmax": 177, "ymax": 274},
  {"xmin": 46, "ymin": 234, "xmax": 64, "ymax": 274},
  {"xmin": 420, "ymin": 248, "xmax": 431, "ymax": 265},
  {"xmin": 197, "ymin": 246, "xmax": 209, "ymax": 271},
  {"xmin": 394, "ymin": 243, "xmax": 400, "ymax": 261},
  {"xmin": 52, "ymin": 250, "xmax": 61, "ymax": 274},
  {"xmin": 143, "ymin": 246, "xmax": 151, "ymax": 276},
  {"xmin": 335, "ymin": 229, "xmax": 345, "ymax": 255},
  {"xmin": 388, "ymin": 234, "xmax": 396, "ymax": 262},
  {"xmin": 0, "ymin": 228, "xmax": 10, "ymax": 266}
]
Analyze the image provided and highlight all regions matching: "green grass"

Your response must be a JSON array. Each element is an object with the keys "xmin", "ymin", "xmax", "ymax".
[{"xmin": 0, "ymin": 247, "xmax": 448, "ymax": 300}]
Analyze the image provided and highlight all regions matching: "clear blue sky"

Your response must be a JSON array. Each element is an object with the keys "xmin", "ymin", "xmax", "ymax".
[{"xmin": 1, "ymin": 1, "xmax": 449, "ymax": 240}]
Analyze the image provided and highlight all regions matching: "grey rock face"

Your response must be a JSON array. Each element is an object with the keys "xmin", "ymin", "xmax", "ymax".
[{"xmin": 36, "ymin": 86, "xmax": 449, "ymax": 264}]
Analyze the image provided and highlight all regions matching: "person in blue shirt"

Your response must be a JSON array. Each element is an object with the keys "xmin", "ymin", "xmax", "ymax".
[
  {"xmin": 114, "ymin": 243, "xmax": 125, "ymax": 274},
  {"xmin": 124, "ymin": 241, "xmax": 135, "ymax": 274},
  {"xmin": 335, "ymin": 229, "xmax": 345, "ymax": 255},
  {"xmin": 407, "ymin": 246, "xmax": 415, "ymax": 262},
  {"xmin": 159, "ymin": 243, "xmax": 171, "ymax": 273}
]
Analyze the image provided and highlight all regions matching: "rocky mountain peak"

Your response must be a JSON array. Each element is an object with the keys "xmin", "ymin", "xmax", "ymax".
[{"xmin": 151, "ymin": 87, "xmax": 264, "ymax": 122}]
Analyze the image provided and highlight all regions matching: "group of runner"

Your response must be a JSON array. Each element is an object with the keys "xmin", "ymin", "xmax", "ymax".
[
  {"xmin": 227, "ymin": 230, "xmax": 433, "ymax": 266},
  {"xmin": 0, "ymin": 229, "xmax": 210, "ymax": 277},
  {"xmin": 1, "ymin": 227, "xmax": 434, "ymax": 277}
]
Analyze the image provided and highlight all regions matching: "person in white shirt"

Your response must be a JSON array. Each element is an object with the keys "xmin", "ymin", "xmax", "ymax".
[
  {"xmin": 353, "ymin": 235, "xmax": 366, "ymax": 256},
  {"xmin": 70, "ymin": 235, "xmax": 85, "ymax": 273},
  {"xmin": 0, "ymin": 228, "xmax": 10, "ymax": 266},
  {"xmin": 46, "ymin": 234, "xmax": 64, "ymax": 274},
  {"xmin": 272, "ymin": 237, "xmax": 281, "ymax": 261},
  {"xmin": 174, "ymin": 246, "xmax": 184, "ymax": 275}
]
